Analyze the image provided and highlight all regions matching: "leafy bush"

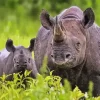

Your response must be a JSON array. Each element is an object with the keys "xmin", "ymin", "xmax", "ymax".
[{"xmin": 0, "ymin": 71, "xmax": 100, "ymax": 100}]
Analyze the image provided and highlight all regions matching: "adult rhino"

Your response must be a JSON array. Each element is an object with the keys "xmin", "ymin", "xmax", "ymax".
[
  {"xmin": 1, "ymin": 38, "xmax": 38, "ymax": 80},
  {"xmin": 34, "ymin": 6, "xmax": 100, "ymax": 96}
]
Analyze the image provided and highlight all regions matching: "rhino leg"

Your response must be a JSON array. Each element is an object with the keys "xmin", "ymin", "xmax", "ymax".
[
  {"xmin": 91, "ymin": 75, "xmax": 100, "ymax": 97},
  {"xmin": 28, "ymin": 61, "xmax": 38, "ymax": 78},
  {"xmin": 34, "ymin": 38, "xmax": 46, "ymax": 71},
  {"xmin": 34, "ymin": 27, "xmax": 50, "ymax": 71}
]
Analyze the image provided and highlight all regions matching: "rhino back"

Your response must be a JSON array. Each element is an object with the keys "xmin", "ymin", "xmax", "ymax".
[{"xmin": 3, "ymin": 53, "xmax": 14, "ymax": 75}]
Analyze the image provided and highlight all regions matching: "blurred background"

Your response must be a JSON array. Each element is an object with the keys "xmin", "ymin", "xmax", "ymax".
[{"xmin": 0, "ymin": 0, "xmax": 99, "ymax": 49}]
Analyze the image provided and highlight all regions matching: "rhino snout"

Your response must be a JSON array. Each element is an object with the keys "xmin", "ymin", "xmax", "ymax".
[
  {"xmin": 13, "ymin": 57, "xmax": 30, "ymax": 68},
  {"xmin": 51, "ymin": 52, "xmax": 75, "ymax": 66}
]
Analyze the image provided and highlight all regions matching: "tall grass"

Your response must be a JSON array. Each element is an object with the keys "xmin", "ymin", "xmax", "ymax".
[
  {"xmin": 0, "ymin": 71, "xmax": 100, "ymax": 100},
  {"xmin": 0, "ymin": 16, "xmax": 41, "ymax": 50}
]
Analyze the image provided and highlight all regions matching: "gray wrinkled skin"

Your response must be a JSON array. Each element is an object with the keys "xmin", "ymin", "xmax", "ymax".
[
  {"xmin": 34, "ymin": 6, "xmax": 100, "ymax": 96},
  {"xmin": 0, "ymin": 59, "xmax": 5, "ymax": 76},
  {"xmin": 0, "ymin": 48, "xmax": 10, "ymax": 60},
  {"xmin": 0, "ymin": 39, "xmax": 38, "ymax": 80}
]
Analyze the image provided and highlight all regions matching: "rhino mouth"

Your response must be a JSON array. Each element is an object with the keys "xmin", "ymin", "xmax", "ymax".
[
  {"xmin": 14, "ymin": 64, "xmax": 27, "ymax": 69},
  {"xmin": 53, "ymin": 57, "xmax": 76, "ymax": 68},
  {"xmin": 54, "ymin": 61, "xmax": 74, "ymax": 68}
]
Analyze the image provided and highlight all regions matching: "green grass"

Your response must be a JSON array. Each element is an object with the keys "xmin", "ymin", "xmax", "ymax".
[{"xmin": 0, "ymin": 16, "xmax": 41, "ymax": 50}]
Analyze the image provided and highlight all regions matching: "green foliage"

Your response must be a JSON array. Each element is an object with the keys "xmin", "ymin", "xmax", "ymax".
[
  {"xmin": 0, "ymin": 0, "xmax": 100, "ymax": 23},
  {"xmin": 0, "ymin": 0, "xmax": 100, "ymax": 36},
  {"xmin": 0, "ymin": 71, "xmax": 100, "ymax": 100}
]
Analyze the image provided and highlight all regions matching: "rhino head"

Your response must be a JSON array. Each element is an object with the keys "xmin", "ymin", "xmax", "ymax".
[
  {"xmin": 40, "ymin": 8, "xmax": 94, "ymax": 68},
  {"xmin": 6, "ymin": 38, "xmax": 35, "ymax": 71}
]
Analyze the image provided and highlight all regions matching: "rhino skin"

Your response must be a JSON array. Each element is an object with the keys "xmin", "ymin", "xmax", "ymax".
[
  {"xmin": 34, "ymin": 6, "xmax": 100, "ymax": 96},
  {"xmin": 0, "ymin": 59, "xmax": 5, "ymax": 76},
  {"xmin": 1, "ymin": 38, "xmax": 38, "ymax": 80}
]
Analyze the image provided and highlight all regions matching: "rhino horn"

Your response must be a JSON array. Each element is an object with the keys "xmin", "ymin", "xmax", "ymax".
[
  {"xmin": 54, "ymin": 16, "xmax": 65, "ymax": 42},
  {"xmin": 20, "ymin": 50, "xmax": 23, "ymax": 54}
]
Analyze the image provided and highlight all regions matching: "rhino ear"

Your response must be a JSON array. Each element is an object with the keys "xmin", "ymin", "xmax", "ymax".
[
  {"xmin": 6, "ymin": 39, "xmax": 15, "ymax": 52},
  {"xmin": 82, "ymin": 8, "xmax": 95, "ymax": 28},
  {"xmin": 40, "ymin": 9, "xmax": 55, "ymax": 30},
  {"xmin": 28, "ymin": 38, "xmax": 35, "ymax": 52}
]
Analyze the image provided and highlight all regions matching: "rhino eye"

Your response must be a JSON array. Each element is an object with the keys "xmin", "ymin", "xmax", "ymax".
[
  {"xmin": 28, "ymin": 58, "xmax": 31, "ymax": 63},
  {"xmin": 76, "ymin": 42, "xmax": 81, "ymax": 47},
  {"xmin": 66, "ymin": 53, "xmax": 71, "ymax": 58},
  {"xmin": 13, "ymin": 58, "xmax": 16, "ymax": 63},
  {"xmin": 50, "ymin": 43, "xmax": 52, "ymax": 46},
  {"xmin": 75, "ymin": 41, "xmax": 81, "ymax": 51},
  {"xmin": 51, "ymin": 54, "xmax": 54, "ymax": 58}
]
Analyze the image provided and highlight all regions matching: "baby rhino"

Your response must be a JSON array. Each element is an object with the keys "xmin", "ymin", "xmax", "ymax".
[{"xmin": 3, "ymin": 38, "xmax": 38, "ymax": 80}]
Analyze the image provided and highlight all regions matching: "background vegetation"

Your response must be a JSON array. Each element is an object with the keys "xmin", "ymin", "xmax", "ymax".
[
  {"xmin": 0, "ymin": 0, "xmax": 100, "ymax": 38},
  {"xmin": 0, "ymin": 0, "xmax": 100, "ymax": 99}
]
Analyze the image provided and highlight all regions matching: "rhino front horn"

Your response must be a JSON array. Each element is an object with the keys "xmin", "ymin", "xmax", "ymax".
[{"xmin": 54, "ymin": 16, "xmax": 65, "ymax": 42}]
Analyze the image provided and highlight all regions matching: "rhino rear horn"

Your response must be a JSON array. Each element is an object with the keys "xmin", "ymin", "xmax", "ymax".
[
  {"xmin": 6, "ymin": 39, "xmax": 15, "ymax": 52},
  {"xmin": 40, "ymin": 9, "xmax": 55, "ymax": 30},
  {"xmin": 82, "ymin": 8, "xmax": 95, "ymax": 28}
]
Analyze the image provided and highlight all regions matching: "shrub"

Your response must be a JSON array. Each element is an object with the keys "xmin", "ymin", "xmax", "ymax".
[{"xmin": 0, "ymin": 71, "xmax": 100, "ymax": 100}]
